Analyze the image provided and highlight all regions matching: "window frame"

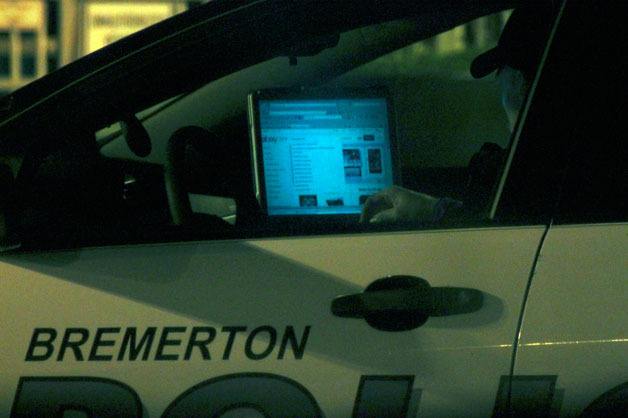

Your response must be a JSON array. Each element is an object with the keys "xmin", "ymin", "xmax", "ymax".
[
  {"xmin": 492, "ymin": 0, "xmax": 567, "ymax": 226},
  {"xmin": 495, "ymin": 0, "xmax": 627, "ymax": 226},
  {"xmin": 5, "ymin": 0, "xmax": 569, "ymax": 252}
]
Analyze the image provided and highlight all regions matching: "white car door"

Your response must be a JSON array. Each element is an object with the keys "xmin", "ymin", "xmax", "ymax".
[{"xmin": 1, "ymin": 226, "xmax": 546, "ymax": 417}]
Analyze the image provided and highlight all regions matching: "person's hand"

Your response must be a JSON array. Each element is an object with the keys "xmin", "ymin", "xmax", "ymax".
[{"xmin": 360, "ymin": 186, "xmax": 439, "ymax": 224}]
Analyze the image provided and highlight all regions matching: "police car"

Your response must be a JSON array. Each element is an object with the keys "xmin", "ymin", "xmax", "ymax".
[{"xmin": 0, "ymin": 0, "xmax": 625, "ymax": 416}]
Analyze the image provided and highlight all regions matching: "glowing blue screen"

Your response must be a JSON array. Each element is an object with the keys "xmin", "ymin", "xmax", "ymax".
[{"xmin": 258, "ymin": 97, "xmax": 394, "ymax": 215}]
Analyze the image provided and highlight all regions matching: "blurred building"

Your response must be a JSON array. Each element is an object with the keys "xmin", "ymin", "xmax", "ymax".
[
  {"xmin": 1, "ymin": 0, "xmax": 203, "ymax": 95},
  {"xmin": 1, "ymin": 0, "xmax": 47, "ymax": 94}
]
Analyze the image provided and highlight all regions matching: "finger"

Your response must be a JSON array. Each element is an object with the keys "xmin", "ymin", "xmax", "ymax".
[
  {"xmin": 360, "ymin": 192, "xmax": 391, "ymax": 222},
  {"xmin": 370, "ymin": 207, "xmax": 398, "ymax": 224}
]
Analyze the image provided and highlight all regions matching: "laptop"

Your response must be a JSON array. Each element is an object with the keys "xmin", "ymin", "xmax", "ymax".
[{"xmin": 248, "ymin": 88, "xmax": 400, "ymax": 221}]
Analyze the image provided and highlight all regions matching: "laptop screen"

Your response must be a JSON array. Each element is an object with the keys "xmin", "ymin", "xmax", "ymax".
[{"xmin": 249, "ymin": 90, "xmax": 398, "ymax": 217}]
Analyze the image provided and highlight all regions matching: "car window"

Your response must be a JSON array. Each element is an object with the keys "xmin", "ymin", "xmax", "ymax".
[
  {"xmin": 550, "ymin": 2, "xmax": 626, "ymax": 225},
  {"xmin": 2, "ymin": 7, "xmax": 561, "ymax": 250},
  {"xmin": 495, "ymin": 0, "xmax": 626, "ymax": 226}
]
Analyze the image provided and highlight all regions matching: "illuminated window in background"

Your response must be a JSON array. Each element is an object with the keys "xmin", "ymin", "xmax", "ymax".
[
  {"xmin": 0, "ymin": 0, "xmax": 45, "ymax": 92},
  {"xmin": 82, "ymin": 1, "xmax": 185, "ymax": 55},
  {"xmin": 0, "ymin": 32, "xmax": 9, "ymax": 76},
  {"xmin": 20, "ymin": 31, "xmax": 37, "ymax": 77}
]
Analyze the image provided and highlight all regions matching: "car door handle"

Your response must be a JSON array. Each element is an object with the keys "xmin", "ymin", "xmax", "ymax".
[{"xmin": 331, "ymin": 275, "xmax": 483, "ymax": 331}]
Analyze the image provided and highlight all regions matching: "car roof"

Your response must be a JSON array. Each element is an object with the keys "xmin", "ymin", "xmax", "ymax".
[{"xmin": 0, "ymin": 0, "xmax": 514, "ymax": 142}]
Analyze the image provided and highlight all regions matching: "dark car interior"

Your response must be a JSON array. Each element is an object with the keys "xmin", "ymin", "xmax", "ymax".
[{"xmin": 0, "ymin": 1, "xmax": 515, "ymax": 250}]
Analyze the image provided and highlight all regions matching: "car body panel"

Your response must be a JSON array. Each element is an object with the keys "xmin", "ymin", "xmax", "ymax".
[
  {"xmin": 1, "ymin": 226, "xmax": 544, "ymax": 416},
  {"xmin": 515, "ymin": 223, "xmax": 628, "ymax": 416}
]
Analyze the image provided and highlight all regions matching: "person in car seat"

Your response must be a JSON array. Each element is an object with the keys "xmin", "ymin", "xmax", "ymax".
[{"xmin": 361, "ymin": 3, "xmax": 558, "ymax": 224}]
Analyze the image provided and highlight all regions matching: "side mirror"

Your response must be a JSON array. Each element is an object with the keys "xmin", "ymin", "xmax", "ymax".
[{"xmin": 120, "ymin": 114, "xmax": 151, "ymax": 158}]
